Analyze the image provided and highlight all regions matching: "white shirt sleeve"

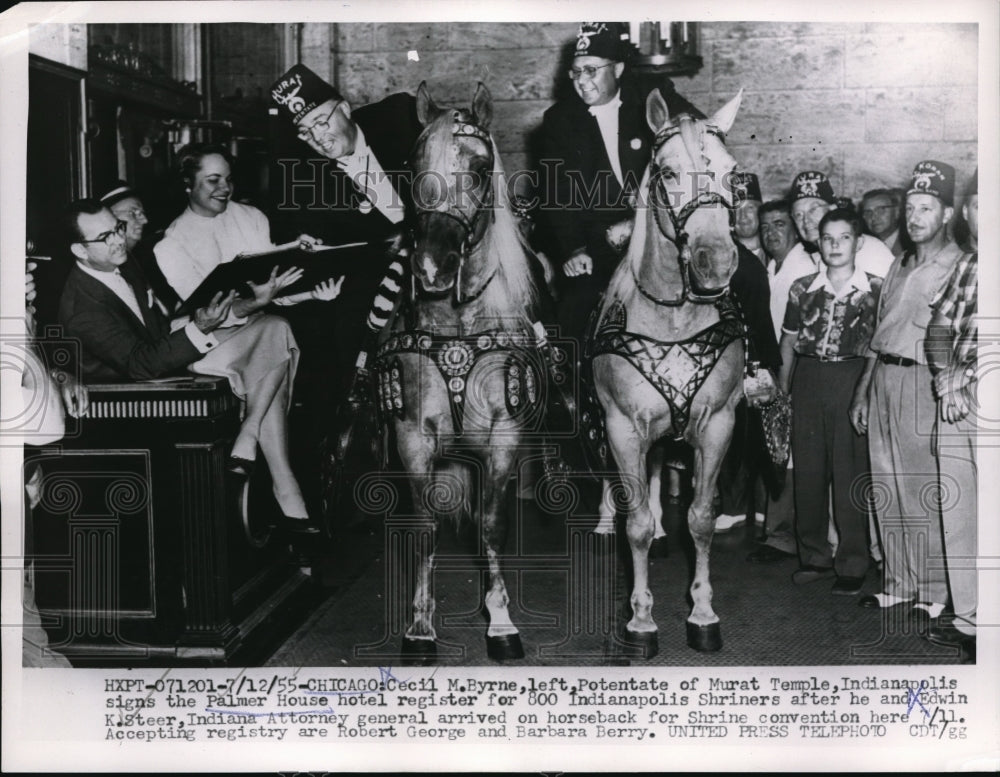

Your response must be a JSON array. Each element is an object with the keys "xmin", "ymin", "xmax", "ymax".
[
  {"xmin": 155, "ymin": 237, "xmax": 202, "ymax": 302},
  {"xmin": 182, "ymin": 320, "xmax": 218, "ymax": 353}
]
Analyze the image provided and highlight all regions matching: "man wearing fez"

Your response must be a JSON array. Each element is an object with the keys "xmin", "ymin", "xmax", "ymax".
[
  {"xmin": 850, "ymin": 160, "xmax": 966, "ymax": 621},
  {"xmin": 715, "ymin": 178, "xmax": 782, "ymax": 535},
  {"xmin": 788, "ymin": 171, "xmax": 895, "ymax": 279},
  {"xmin": 270, "ymin": 64, "xmax": 422, "ymax": 448},
  {"xmin": 924, "ymin": 170, "xmax": 978, "ymax": 657},
  {"xmin": 731, "ymin": 171, "xmax": 766, "ymax": 263},
  {"xmin": 541, "ymin": 22, "xmax": 700, "ymax": 343}
]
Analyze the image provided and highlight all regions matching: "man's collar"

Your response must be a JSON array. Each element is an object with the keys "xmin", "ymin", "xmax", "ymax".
[
  {"xmin": 336, "ymin": 125, "xmax": 369, "ymax": 167},
  {"xmin": 588, "ymin": 91, "xmax": 623, "ymax": 117},
  {"xmin": 76, "ymin": 259, "xmax": 120, "ymax": 278},
  {"xmin": 806, "ymin": 262, "xmax": 871, "ymax": 295}
]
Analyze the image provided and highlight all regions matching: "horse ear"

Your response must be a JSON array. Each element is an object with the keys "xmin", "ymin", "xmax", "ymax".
[
  {"xmin": 415, "ymin": 81, "xmax": 439, "ymax": 126},
  {"xmin": 646, "ymin": 88, "xmax": 669, "ymax": 132},
  {"xmin": 708, "ymin": 89, "xmax": 744, "ymax": 134},
  {"xmin": 471, "ymin": 82, "xmax": 493, "ymax": 129}
]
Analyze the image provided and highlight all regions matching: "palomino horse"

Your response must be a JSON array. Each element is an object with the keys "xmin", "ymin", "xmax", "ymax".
[
  {"xmin": 373, "ymin": 82, "xmax": 544, "ymax": 663},
  {"xmin": 589, "ymin": 89, "xmax": 746, "ymax": 656}
]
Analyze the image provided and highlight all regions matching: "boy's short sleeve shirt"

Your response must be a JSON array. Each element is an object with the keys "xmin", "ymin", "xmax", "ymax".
[{"xmin": 782, "ymin": 266, "xmax": 883, "ymax": 359}]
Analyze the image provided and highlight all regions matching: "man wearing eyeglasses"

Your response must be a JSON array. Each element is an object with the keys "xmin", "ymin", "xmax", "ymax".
[
  {"xmin": 270, "ymin": 64, "xmax": 423, "ymax": 477},
  {"xmin": 58, "ymin": 199, "xmax": 234, "ymax": 380},
  {"xmin": 101, "ymin": 181, "xmax": 180, "ymax": 311},
  {"xmin": 540, "ymin": 22, "xmax": 701, "ymax": 343},
  {"xmin": 860, "ymin": 188, "xmax": 907, "ymax": 260}
]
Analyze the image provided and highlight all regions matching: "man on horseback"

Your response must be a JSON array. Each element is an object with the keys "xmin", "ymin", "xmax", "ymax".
[
  {"xmin": 270, "ymin": 64, "xmax": 423, "ymax": 478},
  {"xmin": 540, "ymin": 22, "xmax": 701, "ymax": 346}
]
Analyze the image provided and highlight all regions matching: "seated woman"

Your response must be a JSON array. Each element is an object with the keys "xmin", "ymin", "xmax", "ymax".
[
  {"xmin": 154, "ymin": 143, "xmax": 337, "ymax": 308},
  {"xmin": 147, "ymin": 151, "xmax": 340, "ymax": 528}
]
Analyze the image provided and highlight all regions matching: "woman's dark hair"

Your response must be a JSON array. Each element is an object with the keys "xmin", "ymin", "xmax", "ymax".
[{"xmin": 176, "ymin": 143, "xmax": 234, "ymax": 189}]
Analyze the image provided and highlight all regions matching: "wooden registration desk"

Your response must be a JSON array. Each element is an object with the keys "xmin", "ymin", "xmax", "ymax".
[{"xmin": 27, "ymin": 377, "xmax": 314, "ymax": 665}]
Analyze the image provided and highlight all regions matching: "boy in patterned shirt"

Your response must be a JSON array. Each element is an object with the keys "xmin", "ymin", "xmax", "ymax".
[{"xmin": 779, "ymin": 208, "xmax": 883, "ymax": 595}]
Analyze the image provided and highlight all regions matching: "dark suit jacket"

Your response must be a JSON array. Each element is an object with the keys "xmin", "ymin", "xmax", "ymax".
[
  {"xmin": 541, "ymin": 83, "xmax": 652, "ymax": 278},
  {"xmin": 270, "ymin": 93, "xmax": 423, "ymax": 247},
  {"xmin": 58, "ymin": 259, "xmax": 200, "ymax": 381},
  {"xmin": 731, "ymin": 242, "xmax": 782, "ymax": 370}
]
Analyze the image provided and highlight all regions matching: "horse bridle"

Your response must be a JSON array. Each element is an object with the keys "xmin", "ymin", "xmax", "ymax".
[
  {"xmin": 637, "ymin": 118, "xmax": 735, "ymax": 306},
  {"xmin": 412, "ymin": 112, "xmax": 497, "ymax": 304}
]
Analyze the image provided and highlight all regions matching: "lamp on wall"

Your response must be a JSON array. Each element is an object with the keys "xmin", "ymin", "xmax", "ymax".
[{"xmin": 628, "ymin": 22, "xmax": 702, "ymax": 76}]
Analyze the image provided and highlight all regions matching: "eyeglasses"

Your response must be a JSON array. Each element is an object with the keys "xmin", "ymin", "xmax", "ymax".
[
  {"xmin": 78, "ymin": 220, "xmax": 127, "ymax": 246},
  {"xmin": 861, "ymin": 205, "xmax": 895, "ymax": 218},
  {"xmin": 568, "ymin": 63, "xmax": 615, "ymax": 80},
  {"xmin": 297, "ymin": 103, "xmax": 341, "ymax": 141}
]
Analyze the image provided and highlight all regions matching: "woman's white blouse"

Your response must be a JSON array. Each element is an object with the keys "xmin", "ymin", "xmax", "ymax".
[{"xmin": 155, "ymin": 201, "xmax": 275, "ymax": 301}]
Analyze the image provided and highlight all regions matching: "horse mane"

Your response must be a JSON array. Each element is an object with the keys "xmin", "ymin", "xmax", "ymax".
[
  {"xmin": 415, "ymin": 110, "xmax": 539, "ymax": 332},
  {"xmin": 600, "ymin": 165, "xmax": 651, "ymax": 317},
  {"xmin": 474, "ymin": 137, "xmax": 540, "ymax": 331}
]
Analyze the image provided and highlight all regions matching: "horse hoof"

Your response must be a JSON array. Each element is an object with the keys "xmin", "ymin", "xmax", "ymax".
[
  {"xmin": 686, "ymin": 621, "xmax": 722, "ymax": 652},
  {"xmin": 401, "ymin": 637, "xmax": 437, "ymax": 666},
  {"xmin": 622, "ymin": 629, "xmax": 659, "ymax": 659},
  {"xmin": 486, "ymin": 633, "xmax": 524, "ymax": 661}
]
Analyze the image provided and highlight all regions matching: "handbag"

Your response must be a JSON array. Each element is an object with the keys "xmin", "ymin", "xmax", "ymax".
[{"xmin": 757, "ymin": 389, "xmax": 792, "ymax": 483}]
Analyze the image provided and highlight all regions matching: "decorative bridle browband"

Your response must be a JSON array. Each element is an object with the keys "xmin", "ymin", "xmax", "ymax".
[
  {"xmin": 649, "ymin": 119, "xmax": 735, "ymax": 245},
  {"xmin": 635, "ymin": 117, "xmax": 735, "ymax": 306},
  {"xmin": 412, "ymin": 112, "xmax": 497, "ymax": 304}
]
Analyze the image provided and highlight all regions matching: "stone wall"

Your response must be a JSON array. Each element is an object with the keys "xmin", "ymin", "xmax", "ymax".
[
  {"xmin": 329, "ymin": 21, "xmax": 979, "ymax": 201},
  {"xmin": 686, "ymin": 22, "xmax": 979, "ymax": 201},
  {"xmin": 81, "ymin": 21, "xmax": 978, "ymax": 201}
]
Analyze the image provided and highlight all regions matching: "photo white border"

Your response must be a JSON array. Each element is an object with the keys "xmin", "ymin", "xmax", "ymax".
[{"xmin": 2, "ymin": 0, "xmax": 998, "ymax": 771}]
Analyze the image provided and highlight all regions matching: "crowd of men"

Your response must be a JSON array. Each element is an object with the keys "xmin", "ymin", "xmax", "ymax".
[{"xmin": 33, "ymin": 22, "xmax": 978, "ymax": 662}]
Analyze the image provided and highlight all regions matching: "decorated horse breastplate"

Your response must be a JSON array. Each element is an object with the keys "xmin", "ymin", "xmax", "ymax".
[
  {"xmin": 587, "ymin": 297, "xmax": 744, "ymax": 439},
  {"xmin": 374, "ymin": 328, "xmax": 542, "ymax": 435}
]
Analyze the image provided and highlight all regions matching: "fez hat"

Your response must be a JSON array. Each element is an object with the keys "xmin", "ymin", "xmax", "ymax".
[
  {"xmin": 790, "ymin": 171, "xmax": 836, "ymax": 204},
  {"xmin": 907, "ymin": 160, "xmax": 955, "ymax": 206},
  {"xmin": 730, "ymin": 172, "xmax": 762, "ymax": 204},
  {"xmin": 100, "ymin": 181, "xmax": 138, "ymax": 208},
  {"xmin": 270, "ymin": 64, "xmax": 343, "ymax": 125},
  {"xmin": 574, "ymin": 22, "xmax": 631, "ymax": 61}
]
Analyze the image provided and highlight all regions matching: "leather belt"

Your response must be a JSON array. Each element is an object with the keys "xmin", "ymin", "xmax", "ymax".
[
  {"xmin": 799, "ymin": 354, "xmax": 862, "ymax": 363},
  {"xmin": 878, "ymin": 353, "xmax": 917, "ymax": 367}
]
